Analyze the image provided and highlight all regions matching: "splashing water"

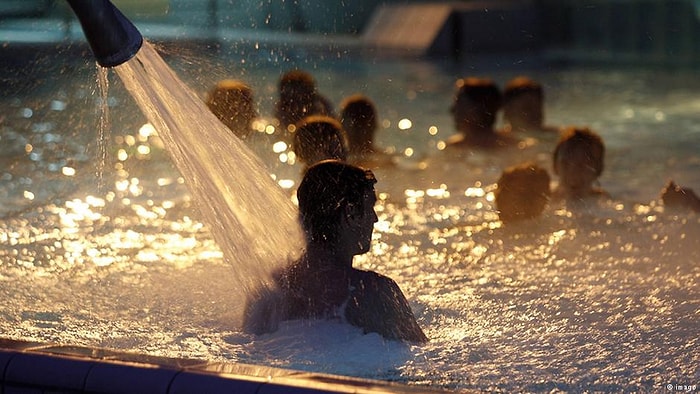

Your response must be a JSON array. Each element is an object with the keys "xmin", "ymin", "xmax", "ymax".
[
  {"xmin": 2, "ymin": 46, "xmax": 699, "ymax": 392},
  {"xmin": 113, "ymin": 41, "xmax": 303, "ymax": 323}
]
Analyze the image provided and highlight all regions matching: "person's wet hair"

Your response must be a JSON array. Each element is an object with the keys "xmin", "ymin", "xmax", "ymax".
[
  {"xmin": 551, "ymin": 126, "xmax": 608, "ymax": 200},
  {"xmin": 452, "ymin": 77, "xmax": 502, "ymax": 129},
  {"xmin": 275, "ymin": 69, "xmax": 333, "ymax": 129},
  {"xmin": 495, "ymin": 162, "xmax": 551, "ymax": 223},
  {"xmin": 205, "ymin": 79, "xmax": 257, "ymax": 138},
  {"xmin": 297, "ymin": 160, "xmax": 376, "ymax": 244},
  {"xmin": 503, "ymin": 76, "xmax": 543, "ymax": 104},
  {"xmin": 292, "ymin": 115, "xmax": 349, "ymax": 167},
  {"xmin": 279, "ymin": 69, "xmax": 316, "ymax": 98},
  {"xmin": 340, "ymin": 94, "xmax": 378, "ymax": 154},
  {"xmin": 553, "ymin": 126, "xmax": 605, "ymax": 177}
]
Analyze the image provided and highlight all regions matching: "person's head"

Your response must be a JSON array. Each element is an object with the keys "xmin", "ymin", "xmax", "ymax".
[
  {"xmin": 206, "ymin": 79, "xmax": 257, "ymax": 139},
  {"xmin": 279, "ymin": 69, "xmax": 316, "ymax": 99},
  {"xmin": 661, "ymin": 180, "xmax": 700, "ymax": 212},
  {"xmin": 340, "ymin": 94, "xmax": 378, "ymax": 154},
  {"xmin": 553, "ymin": 126, "xmax": 605, "ymax": 195},
  {"xmin": 503, "ymin": 76, "xmax": 544, "ymax": 131},
  {"xmin": 297, "ymin": 160, "xmax": 378, "ymax": 253},
  {"xmin": 451, "ymin": 77, "xmax": 502, "ymax": 133},
  {"xmin": 276, "ymin": 69, "xmax": 318, "ymax": 128},
  {"xmin": 293, "ymin": 115, "xmax": 348, "ymax": 167},
  {"xmin": 495, "ymin": 162, "xmax": 551, "ymax": 223}
]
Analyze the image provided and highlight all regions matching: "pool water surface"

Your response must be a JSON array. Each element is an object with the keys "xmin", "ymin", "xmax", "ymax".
[{"xmin": 0, "ymin": 42, "xmax": 698, "ymax": 392}]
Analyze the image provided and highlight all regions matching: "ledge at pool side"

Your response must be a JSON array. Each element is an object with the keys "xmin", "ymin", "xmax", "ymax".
[{"xmin": 0, "ymin": 337, "xmax": 452, "ymax": 394}]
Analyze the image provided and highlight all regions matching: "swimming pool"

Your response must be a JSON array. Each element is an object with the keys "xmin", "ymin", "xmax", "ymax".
[{"xmin": 0, "ymin": 35, "xmax": 698, "ymax": 392}]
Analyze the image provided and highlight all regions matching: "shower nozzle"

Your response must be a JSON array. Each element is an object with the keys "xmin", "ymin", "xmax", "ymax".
[{"xmin": 65, "ymin": 0, "xmax": 143, "ymax": 67}]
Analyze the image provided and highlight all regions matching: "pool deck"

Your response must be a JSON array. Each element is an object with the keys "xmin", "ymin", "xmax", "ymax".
[{"xmin": 0, "ymin": 337, "xmax": 452, "ymax": 394}]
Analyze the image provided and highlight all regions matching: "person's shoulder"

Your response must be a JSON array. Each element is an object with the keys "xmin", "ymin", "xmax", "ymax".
[
  {"xmin": 352, "ymin": 268, "xmax": 391, "ymax": 282},
  {"xmin": 351, "ymin": 269, "xmax": 401, "ymax": 292},
  {"xmin": 346, "ymin": 270, "xmax": 428, "ymax": 343}
]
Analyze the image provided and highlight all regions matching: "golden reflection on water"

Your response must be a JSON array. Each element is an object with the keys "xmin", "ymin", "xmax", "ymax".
[
  {"xmin": 0, "ymin": 116, "xmax": 230, "ymax": 272},
  {"xmin": 52, "ymin": 191, "xmax": 216, "ymax": 269},
  {"xmin": 2, "ymin": 63, "xmax": 699, "ymax": 392}
]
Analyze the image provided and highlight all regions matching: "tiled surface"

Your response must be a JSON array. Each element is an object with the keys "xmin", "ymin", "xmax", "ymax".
[{"xmin": 0, "ymin": 338, "xmax": 451, "ymax": 394}]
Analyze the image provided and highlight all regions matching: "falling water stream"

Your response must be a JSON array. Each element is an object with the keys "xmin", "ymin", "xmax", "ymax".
[
  {"xmin": 112, "ymin": 41, "xmax": 303, "ymax": 322},
  {"xmin": 96, "ymin": 65, "xmax": 110, "ymax": 192}
]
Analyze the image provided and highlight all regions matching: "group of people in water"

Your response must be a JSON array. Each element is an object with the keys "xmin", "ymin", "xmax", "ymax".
[
  {"xmin": 445, "ymin": 75, "xmax": 612, "ymax": 222},
  {"xmin": 204, "ymin": 69, "xmax": 700, "ymax": 343}
]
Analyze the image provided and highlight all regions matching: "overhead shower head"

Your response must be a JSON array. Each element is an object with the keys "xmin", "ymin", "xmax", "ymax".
[{"xmin": 65, "ymin": 0, "xmax": 143, "ymax": 67}]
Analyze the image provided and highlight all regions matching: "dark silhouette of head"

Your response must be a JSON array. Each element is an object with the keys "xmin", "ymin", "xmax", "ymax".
[
  {"xmin": 276, "ymin": 69, "xmax": 332, "ymax": 130},
  {"xmin": 206, "ymin": 79, "xmax": 257, "ymax": 139},
  {"xmin": 661, "ymin": 180, "xmax": 700, "ymax": 212},
  {"xmin": 503, "ymin": 76, "xmax": 544, "ymax": 131},
  {"xmin": 451, "ymin": 77, "xmax": 502, "ymax": 134},
  {"xmin": 292, "ymin": 115, "xmax": 348, "ymax": 167},
  {"xmin": 340, "ymin": 94, "xmax": 378, "ymax": 155},
  {"xmin": 553, "ymin": 126, "xmax": 605, "ymax": 196},
  {"xmin": 297, "ymin": 160, "xmax": 377, "ymax": 245},
  {"xmin": 495, "ymin": 162, "xmax": 551, "ymax": 223}
]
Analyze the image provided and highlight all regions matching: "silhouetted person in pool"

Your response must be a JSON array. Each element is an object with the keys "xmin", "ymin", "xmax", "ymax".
[
  {"xmin": 660, "ymin": 180, "xmax": 700, "ymax": 212},
  {"xmin": 495, "ymin": 162, "xmax": 551, "ymax": 223},
  {"xmin": 292, "ymin": 115, "xmax": 348, "ymax": 170},
  {"xmin": 552, "ymin": 126, "xmax": 609, "ymax": 201},
  {"xmin": 244, "ymin": 160, "xmax": 428, "ymax": 343},
  {"xmin": 206, "ymin": 79, "xmax": 257, "ymax": 139},
  {"xmin": 340, "ymin": 94, "xmax": 378, "ymax": 157},
  {"xmin": 502, "ymin": 76, "xmax": 559, "ymax": 134},
  {"xmin": 339, "ymin": 93, "xmax": 397, "ymax": 168},
  {"xmin": 446, "ymin": 77, "xmax": 519, "ymax": 149},
  {"xmin": 275, "ymin": 69, "xmax": 334, "ymax": 132}
]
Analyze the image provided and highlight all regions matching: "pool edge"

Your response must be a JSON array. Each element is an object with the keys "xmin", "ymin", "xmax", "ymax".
[{"xmin": 0, "ymin": 337, "xmax": 452, "ymax": 393}]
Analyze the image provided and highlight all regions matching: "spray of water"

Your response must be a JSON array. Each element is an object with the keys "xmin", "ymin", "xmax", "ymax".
[
  {"xmin": 113, "ymin": 41, "xmax": 303, "ymax": 323},
  {"xmin": 96, "ymin": 65, "xmax": 110, "ymax": 192}
]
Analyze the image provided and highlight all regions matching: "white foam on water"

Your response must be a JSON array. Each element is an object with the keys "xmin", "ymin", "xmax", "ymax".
[{"xmin": 239, "ymin": 319, "xmax": 416, "ymax": 378}]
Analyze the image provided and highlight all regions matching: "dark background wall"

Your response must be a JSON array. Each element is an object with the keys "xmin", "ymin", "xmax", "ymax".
[{"xmin": 2, "ymin": 0, "xmax": 700, "ymax": 65}]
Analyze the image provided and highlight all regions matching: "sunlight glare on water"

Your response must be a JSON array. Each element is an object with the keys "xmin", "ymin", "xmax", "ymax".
[{"xmin": 0, "ymin": 44, "xmax": 698, "ymax": 392}]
